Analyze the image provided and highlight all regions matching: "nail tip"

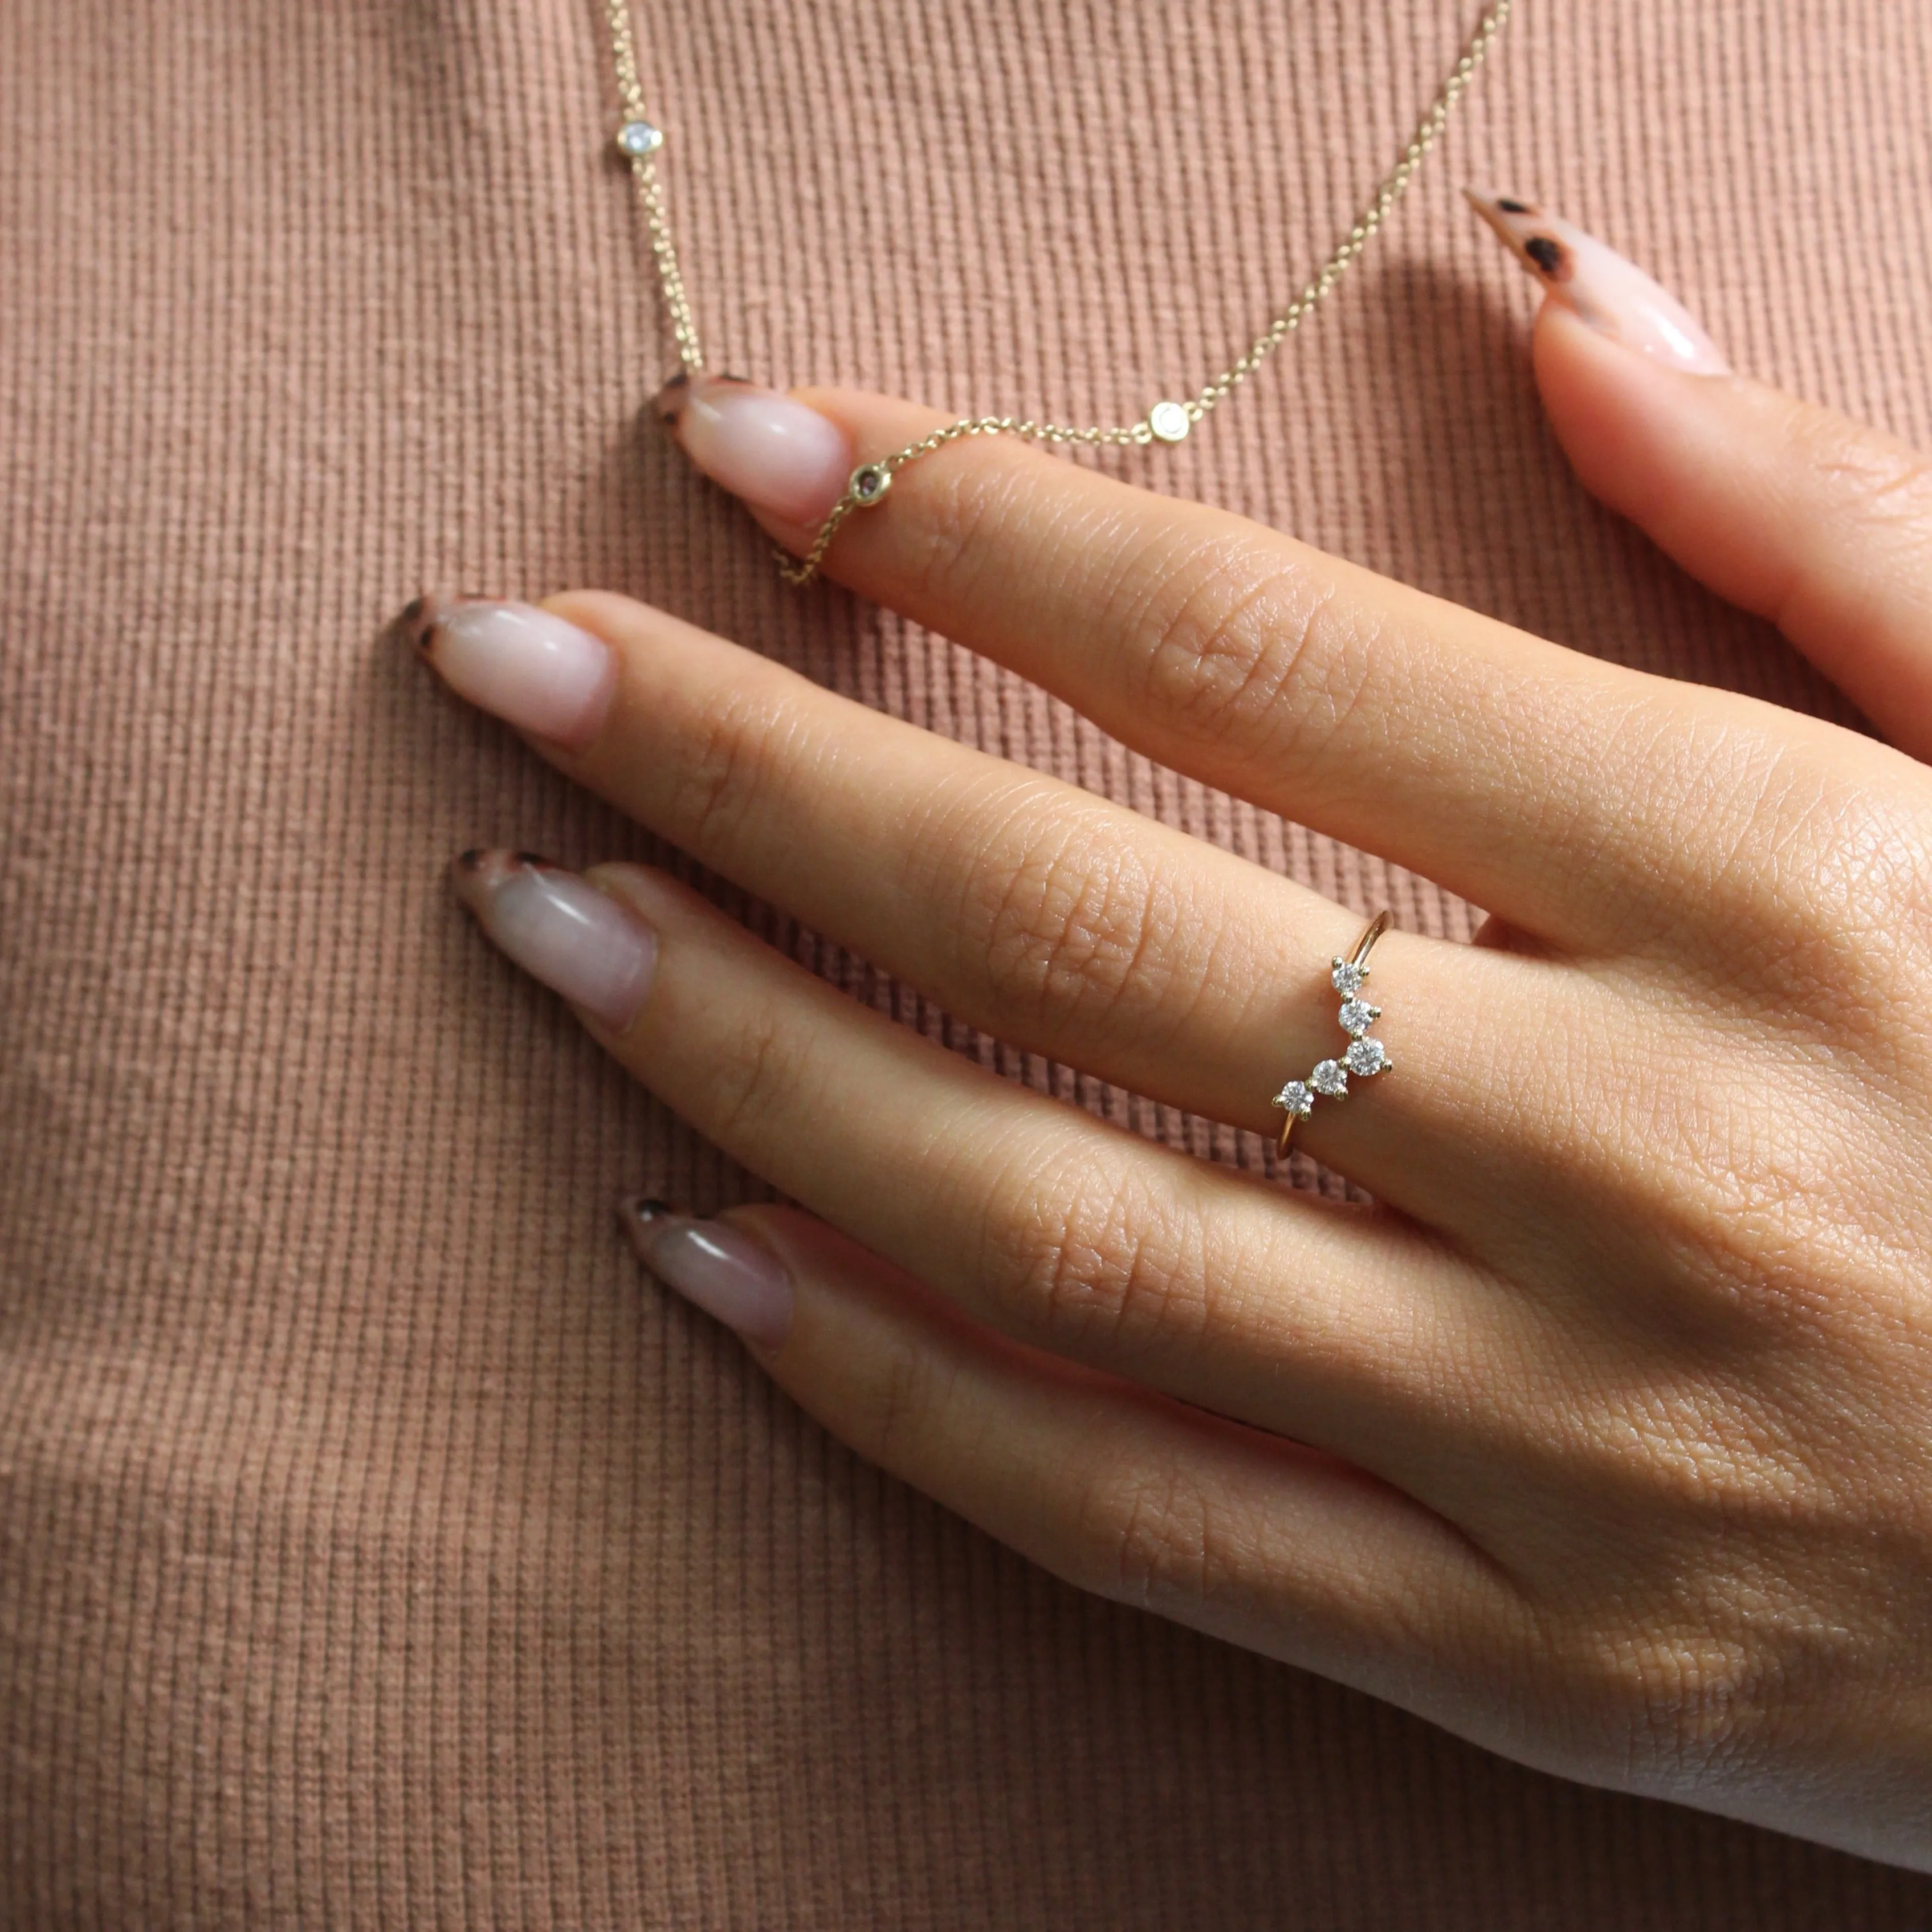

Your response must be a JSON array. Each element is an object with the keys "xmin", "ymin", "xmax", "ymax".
[
  {"xmin": 449, "ymin": 845, "xmax": 531, "ymax": 910},
  {"xmin": 616, "ymin": 1195, "xmax": 680, "ymax": 1261},
  {"xmin": 654, "ymin": 368, "xmax": 761, "ymax": 430},
  {"xmin": 1461, "ymin": 185, "xmax": 1537, "ymax": 211},
  {"xmin": 449, "ymin": 846, "xmax": 543, "ymax": 885},
  {"xmin": 1462, "ymin": 188, "xmax": 1538, "ymax": 253},
  {"xmin": 617, "ymin": 1193, "xmax": 677, "ymax": 1226},
  {"xmin": 449, "ymin": 847, "xmax": 493, "ymax": 913},
  {"xmin": 652, "ymin": 369, "xmax": 692, "ymax": 425},
  {"xmin": 402, "ymin": 589, "xmax": 452, "ymax": 657}
]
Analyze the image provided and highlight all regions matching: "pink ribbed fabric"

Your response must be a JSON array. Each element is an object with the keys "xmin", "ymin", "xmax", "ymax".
[{"xmin": 3, "ymin": 1, "xmax": 1930, "ymax": 1924}]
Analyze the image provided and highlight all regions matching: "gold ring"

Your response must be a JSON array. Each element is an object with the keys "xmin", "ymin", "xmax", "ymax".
[{"xmin": 1271, "ymin": 911, "xmax": 1395, "ymax": 1159}]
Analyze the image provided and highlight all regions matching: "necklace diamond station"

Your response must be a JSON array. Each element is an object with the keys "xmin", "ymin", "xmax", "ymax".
[{"xmin": 603, "ymin": 0, "xmax": 1514, "ymax": 585}]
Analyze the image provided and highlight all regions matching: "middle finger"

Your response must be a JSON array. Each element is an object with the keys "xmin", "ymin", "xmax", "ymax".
[{"xmin": 667, "ymin": 381, "xmax": 1828, "ymax": 952}]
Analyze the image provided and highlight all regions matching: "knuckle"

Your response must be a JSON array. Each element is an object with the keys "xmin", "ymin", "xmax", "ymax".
[
  {"xmin": 979, "ymin": 1149, "xmax": 1210, "ymax": 1358},
  {"xmin": 1788, "ymin": 410, "xmax": 1932, "ymax": 533},
  {"xmin": 1802, "ymin": 789, "xmax": 1932, "ymax": 987},
  {"xmin": 945, "ymin": 797, "xmax": 1185, "ymax": 1034},
  {"xmin": 1595, "ymin": 1050, "xmax": 1919, "ymax": 1345},
  {"xmin": 704, "ymin": 995, "xmax": 813, "ymax": 1149},
  {"xmin": 1072, "ymin": 1457, "xmax": 1225, "ymax": 1613},
  {"xmin": 1544, "ymin": 1566, "xmax": 1861, "ymax": 1791},
  {"xmin": 1763, "ymin": 775, "xmax": 1924, "ymax": 947},
  {"xmin": 1657, "ymin": 739, "xmax": 1932, "ymax": 1026},
  {"xmin": 847, "ymin": 1326, "xmax": 949, "ymax": 1474},
  {"xmin": 1117, "ymin": 531, "xmax": 1368, "ymax": 762},
  {"xmin": 1569, "ymin": 1621, "xmax": 1764, "ymax": 1783},
  {"xmin": 899, "ymin": 447, "xmax": 1042, "ymax": 611},
  {"xmin": 1525, "ymin": 1395, "xmax": 1882, "ymax": 1786},
  {"xmin": 661, "ymin": 682, "xmax": 805, "ymax": 860}
]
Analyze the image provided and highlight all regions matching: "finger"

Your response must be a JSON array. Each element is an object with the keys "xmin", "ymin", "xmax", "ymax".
[
  {"xmin": 655, "ymin": 374, "xmax": 1821, "ymax": 951},
  {"xmin": 624, "ymin": 1198, "xmax": 1519, "ymax": 1704},
  {"xmin": 448, "ymin": 849, "xmax": 1503, "ymax": 1489},
  {"xmin": 414, "ymin": 590, "xmax": 1515, "ymax": 1216},
  {"xmin": 1469, "ymin": 191, "xmax": 1932, "ymax": 761}
]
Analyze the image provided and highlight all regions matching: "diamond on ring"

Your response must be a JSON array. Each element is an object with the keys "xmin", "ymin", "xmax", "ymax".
[
  {"xmin": 1271, "ymin": 911, "xmax": 1395, "ymax": 1156},
  {"xmin": 1344, "ymin": 1037, "xmax": 1390, "ymax": 1077},
  {"xmin": 1274, "ymin": 1079, "xmax": 1314, "ymax": 1118}
]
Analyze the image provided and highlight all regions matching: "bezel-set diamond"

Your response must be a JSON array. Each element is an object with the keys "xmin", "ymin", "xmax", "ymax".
[
  {"xmin": 1147, "ymin": 400, "xmax": 1192, "ymax": 443},
  {"xmin": 616, "ymin": 120, "xmax": 664, "ymax": 158},
  {"xmin": 1271, "ymin": 924, "xmax": 1394, "ymax": 1148},
  {"xmin": 849, "ymin": 462, "xmax": 891, "ymax": 506}
]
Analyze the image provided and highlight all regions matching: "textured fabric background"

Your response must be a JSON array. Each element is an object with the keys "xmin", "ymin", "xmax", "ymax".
[{"xmin": 3, "ymin": 0, "xmax": 1931, "ymax": 1924}]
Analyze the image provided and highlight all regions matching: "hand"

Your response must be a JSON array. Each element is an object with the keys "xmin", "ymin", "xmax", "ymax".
[{"xmin": 410, "ymin": 197, "xmax": 1932, "ymax": 1866}]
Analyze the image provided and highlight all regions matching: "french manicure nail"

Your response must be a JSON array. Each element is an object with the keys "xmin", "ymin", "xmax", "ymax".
[
  {"xmin": 451, "ymin": 850, "xmax": 657, "ymax": 1029},
  {"xmin": 655, "ymin": 371, "xmax": 853, "ymax": 523},
  {"xmin": 617, "ymin": 1196, "xmax": 794, "ymax": 1349},
  {"xmin": 1462, "ymin": 189, "xmax": 1731, "ymax": 375},
  {"xmin": 414, "ymin": 597, "xmax": 616, "ymax": 748}
]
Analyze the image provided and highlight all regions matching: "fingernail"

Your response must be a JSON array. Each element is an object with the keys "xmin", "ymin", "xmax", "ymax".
[
  {"xmin": 655, "ymin": 371, "xmax": 852, "ymax": 523},
  {"xmin": 1462, "ymin": 189, "xmax": 1731, "ymax": 375},
  {"xmin": 413, "ymin": 596, "xmax": 616, "ymax": 749},
  {"xmin": 451, "ymin": 850, "xmax": 657, "ymax": 1029},
  {"xmin": 617, "ymin": 1196, "xmax": 794, "ymax": 1349}
]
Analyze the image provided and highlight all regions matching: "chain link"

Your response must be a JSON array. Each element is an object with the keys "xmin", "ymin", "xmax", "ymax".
[
  {"xmin": 603, "ymin": 0, "xmax": 1514, "ymax": 584},
  {"xmin": 604, "ymin": 0, "xmax": 704, "ymax": 373}
]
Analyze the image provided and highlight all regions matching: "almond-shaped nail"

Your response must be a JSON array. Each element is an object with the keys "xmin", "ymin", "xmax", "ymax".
[
  {"xmin": 656, "ymin": 371, "xmax": 852, "ymax": 523},
  {"xmin": 452, "ymin": 850, "xmax": 657, "ymax": 1029},
  {"xmin": 618, "ymin": 1196, "xmax": 794, "ymax": 1349},
  {"xmin": 414, "ymin": 597, "xmax": 616, "ymax": 748},
  {"xmin": 1463, "ymin": 189, "xmax": 1731, "ymax": 375}
]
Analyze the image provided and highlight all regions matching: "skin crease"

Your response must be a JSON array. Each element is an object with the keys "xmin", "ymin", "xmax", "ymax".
[{"xmin": 426, "ymin": 237, "xmax": 1932, "ymax": 1867}]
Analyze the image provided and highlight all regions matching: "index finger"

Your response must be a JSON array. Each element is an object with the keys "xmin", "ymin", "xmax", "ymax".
[{"xmin": 663, "ymin": 377, "xmax": 1872, "ymax": 949}]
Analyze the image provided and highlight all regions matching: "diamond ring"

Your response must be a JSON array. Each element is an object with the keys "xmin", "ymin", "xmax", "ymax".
[{"xmin": 1270, "ymin": 910, "xmax": 1395, "ymax": 1159}]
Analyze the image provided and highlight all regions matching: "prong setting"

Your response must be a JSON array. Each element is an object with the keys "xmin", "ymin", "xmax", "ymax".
[{"xmin": 1271, "ymin": 915, "xmax": 1395, "ymax": 1150}]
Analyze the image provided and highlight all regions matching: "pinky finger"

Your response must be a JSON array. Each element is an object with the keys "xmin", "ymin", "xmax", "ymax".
[{"xmin": 624, "ymin": 1197, "xmax": 1523, "ymax": 1712}]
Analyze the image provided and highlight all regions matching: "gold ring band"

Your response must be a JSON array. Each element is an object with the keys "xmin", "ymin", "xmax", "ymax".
[{"xmin": 1271, "ymin": 911, "xmax": 1395, "ymax": 1159}]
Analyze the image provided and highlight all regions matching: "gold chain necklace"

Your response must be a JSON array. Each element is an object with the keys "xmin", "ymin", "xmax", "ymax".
[{"xmin": 602, "ymin": 0, "xmax": 1514, "ymax": 585}]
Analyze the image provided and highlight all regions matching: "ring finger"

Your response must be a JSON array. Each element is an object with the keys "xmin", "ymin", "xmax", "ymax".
[{"xmin": 414, "ymin": 588, "xmax": 1566, "ymax": 1225}]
